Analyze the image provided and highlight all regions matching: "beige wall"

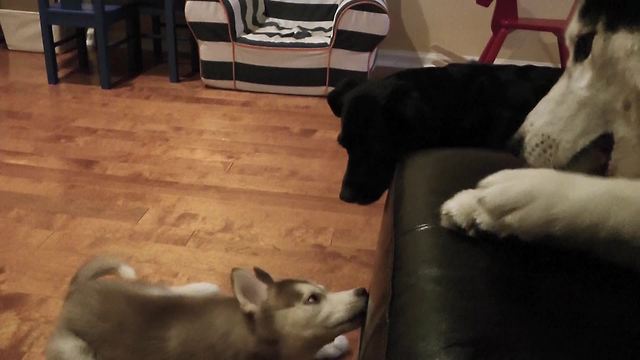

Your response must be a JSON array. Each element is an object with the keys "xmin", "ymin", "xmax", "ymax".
[
  {"xmin": 0, "ymin": 0, "xmax": 38, "ymax": 11},
  {"xmin": 381, "ymin": 0, "xmax": 575, "ymax": 64}
]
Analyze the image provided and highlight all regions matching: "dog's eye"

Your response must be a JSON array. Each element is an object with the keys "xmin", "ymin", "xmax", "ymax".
[
  {"xmin": 304, "ymin": 294, "xmax": 320, "ymax": 305},
  {"xmin": 574, "ymin": 32, "xmax": 596, "ymax": 63}
]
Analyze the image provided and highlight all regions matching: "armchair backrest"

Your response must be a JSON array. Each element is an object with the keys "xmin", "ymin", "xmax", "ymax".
[{"xmin": 266, "ymin": 0, "xmax": 341, "ymax": 24}]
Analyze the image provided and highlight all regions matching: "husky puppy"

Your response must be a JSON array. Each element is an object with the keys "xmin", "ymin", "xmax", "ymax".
[{"xmin": 47, "ymin": 257, "xmax": 368, "ymax": 360}]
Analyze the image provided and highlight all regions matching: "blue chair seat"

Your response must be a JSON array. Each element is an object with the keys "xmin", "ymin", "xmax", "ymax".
[
  {"xmin": 50, "ymin": 3, "xmax": 123, "ymax": 12},
  {"xmin": 46, "ymin": 3, "xmax": 130, "ymax": 27}
]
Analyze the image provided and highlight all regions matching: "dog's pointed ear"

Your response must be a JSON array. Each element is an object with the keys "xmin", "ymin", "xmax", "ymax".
[
  {"xmin": 231, "ymin": 268, "xmax": 269, "ymax": 314},
  {"xmin": 253, "ymin": 267, "xmax": 274, "ymax": 285},
  {"xmin": 327, "ymin": 78, "xmax": 365, "ymax": 117}
]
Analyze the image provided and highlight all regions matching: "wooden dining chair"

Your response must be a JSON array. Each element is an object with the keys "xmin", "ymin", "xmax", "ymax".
[
  {"xmin": 137, "ymin": 0, "xmax": 199, "ymax": 83},
  {"xmin": 37, "ymin": 0, "xmax": 142, "ymax": 89}
]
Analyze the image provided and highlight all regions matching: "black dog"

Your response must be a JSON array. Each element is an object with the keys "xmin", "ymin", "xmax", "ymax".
[{"xmin": 328, "ymin": 63, "xmax": 562, "ymax": 205}]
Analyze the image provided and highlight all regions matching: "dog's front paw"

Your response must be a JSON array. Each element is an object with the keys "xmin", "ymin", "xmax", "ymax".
[
  {"xmin": 440, "ymin": 189, "xmax": 494, "ymax": 236},
  {"xmin": 441, "ymin": 169, "xmax": 583, "ymax": 240},
  {"xmin": 315, "ymin": 335, "xmax": 349, "ymax": 359}
]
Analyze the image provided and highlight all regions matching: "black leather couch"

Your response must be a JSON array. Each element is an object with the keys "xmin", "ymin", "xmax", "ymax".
[{"xmin": 359, "ymin": 149, "xmax": 640, "ymax": 360}]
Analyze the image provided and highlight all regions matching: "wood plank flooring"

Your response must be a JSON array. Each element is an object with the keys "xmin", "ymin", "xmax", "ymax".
[{"xmin": 0, "ymin": 47, "xmax": 384, "ymax": 359}]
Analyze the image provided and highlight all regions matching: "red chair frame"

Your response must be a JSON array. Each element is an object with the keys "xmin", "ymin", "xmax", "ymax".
[{"xmin": 477, "ymin": 0, "xmax": 578, "ymax": 67}]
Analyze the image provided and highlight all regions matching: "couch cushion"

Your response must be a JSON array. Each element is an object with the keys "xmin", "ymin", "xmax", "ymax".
[{"xmin": 237, "ymin": 17, "xmax": 333, "ymax": 48}]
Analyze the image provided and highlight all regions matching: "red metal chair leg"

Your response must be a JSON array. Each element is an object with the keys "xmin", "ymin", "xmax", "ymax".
[
  {"xmin": 479, "ymin": 28, "xmax": 511, "ymax": 64},
  {"xmin": 557, "ymin": 33, "xmax": 569, "ymax": 68}
]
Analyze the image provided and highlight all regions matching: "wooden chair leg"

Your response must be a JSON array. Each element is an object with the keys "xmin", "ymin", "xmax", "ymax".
[
  {"xmin": 39, "ymin": 21, "xmax": 59, "ymax": 84},
  {"xmin": 478, "ymin": 28, "xmax": 510, "ymax": 64},
  {"xmin": 126, "ymin": 8, "xmax": 142, "ymax": 74},
  {"xmin": 76, "ymin": 28, "xmax": 89, "ymax": 69},
  {"xmin": 94, "ymin": 24, "xmax": 112, "ymax": 89},
  {"xmin": 165, "ymin": 0, "xmax": 179, "ymax": 82},
  {"xmin": 152, "ymin": 15, "xmax": 163, "ymax": 62}
]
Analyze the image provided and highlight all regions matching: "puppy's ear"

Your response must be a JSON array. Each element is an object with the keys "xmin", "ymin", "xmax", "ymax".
[
  {"xmin": 253, "ymin": 267, "xmax": 274, "ymax": 285},
  {"xmin": 231, "ymin": 268, "xmax": 269, "ymax": 314},
  {"xmin": 327, "ymin": 78, "xmax": 365, "ymax": 117}
]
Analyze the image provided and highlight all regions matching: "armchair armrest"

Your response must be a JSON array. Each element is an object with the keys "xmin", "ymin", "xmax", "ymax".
[
  {"xmin": 361, "ymin": 149, "xmax": 640, "ymax": 360},
  {"xmin": 332, "ymin": 0, "xmax": 389, "ymax": 52},
  {"xmin": 186, "ymin": 0, "xmax": 255, "ymax": 41}
]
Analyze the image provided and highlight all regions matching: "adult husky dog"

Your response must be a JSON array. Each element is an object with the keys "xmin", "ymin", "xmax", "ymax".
[{"xmin": 441, "ymin": 0, "xmax": 640, "ymax": 269}]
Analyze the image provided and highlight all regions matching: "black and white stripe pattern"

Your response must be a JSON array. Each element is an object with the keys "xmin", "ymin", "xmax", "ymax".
[
  {"xmin": 328, "ymin": 0, "xmax": 388, "ymax": 88},
  {"xmin": 186, "ymin": 0, "xmax": 389, "ymax": 95},
  {"xmin": 237, "ymin": 0, "xmax": 339, "ymax": 48}
]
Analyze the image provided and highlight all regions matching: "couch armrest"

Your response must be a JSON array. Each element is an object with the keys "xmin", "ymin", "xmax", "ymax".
[
  {"xmin": 360, "ymin": 149, "xmax": 524, "ymax": 360},
  {"xmin": 360, "ymin": 149, "xmax": 640, "ymax": 360},
  {"xmin": 332, "ymin": 0, "xmax": 389, "ymax": 52}
]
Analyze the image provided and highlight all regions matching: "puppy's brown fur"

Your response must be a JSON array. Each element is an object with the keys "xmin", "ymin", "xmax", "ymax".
[{"xmin": 47, "ymin": 257, "xmax": 368, "ymax": 360}]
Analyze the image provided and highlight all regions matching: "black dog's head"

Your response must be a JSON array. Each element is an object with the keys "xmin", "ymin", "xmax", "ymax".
[{"xmin": 329, "ymin": 78, "xmax": 435, "ymax": 205}]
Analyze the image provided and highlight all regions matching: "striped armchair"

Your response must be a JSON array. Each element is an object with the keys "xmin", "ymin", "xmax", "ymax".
[{"xmin": 185, "ymin": 0, "xmax": 389, "ymax": 95}]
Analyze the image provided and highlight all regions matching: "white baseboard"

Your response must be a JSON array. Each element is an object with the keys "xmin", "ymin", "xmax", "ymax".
[
  {"xmin": 375, "ymin": 49, "xmax": 445, "ymax": 68},
  {"xmin": 376, "ymin": 49, "xmax": 557, "ymax": 68}
]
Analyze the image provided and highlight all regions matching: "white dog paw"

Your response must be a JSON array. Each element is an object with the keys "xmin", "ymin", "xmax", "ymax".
[
  {"xmin": 440, "ymin": 189, "xmax": 497, "ymax": 236},
  {"xmin": 441, "ymin": 189, "xmax": 480, "ymax": 232},
  {"xmin": 441, "ymin": 169, "xmax": 584, "ymax": 240},
  {"xmin": 314, "ymin": 335, "xmax": 350, "ymax": 359}
]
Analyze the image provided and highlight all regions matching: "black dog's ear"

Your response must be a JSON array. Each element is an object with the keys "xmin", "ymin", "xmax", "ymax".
[
  {"xmin": 383, "ymin": 81, "xmax": 418, "ymax": 115},
  {"xmin": 343, "ymin": 93, "xmax": 380, "ymax": 130},
  {"xmin": 327, "ymin": 78, "xmax": 365, "ymax": 117},
  {"xmin": 383, "ymin": 81, "xmax": 439, "ymax": 145},
  {"xmin": 341, "ymin": 93, "xmax": 386, "ymax": 153}
]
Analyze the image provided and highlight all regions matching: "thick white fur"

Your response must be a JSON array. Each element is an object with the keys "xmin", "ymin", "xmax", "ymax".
[
  {"xmin": 441, "ymin": 0, "xmax": 640, "ymax": 268},
  {"xmin": 517, "ymin": 9, "xmax": 640, "ymax": 176},
  {"xmin": 47, "ymin": 330, "xmax": 95, "ymax": 360},
  {"xmin": 315, "ymin": 335, "xmax": 350, "ymax": 359},
  {"xmin": 441, "ymin": 169, "xmax": 640, "ymax": 240},
  {"xmin": 168, "ymin": 282, "xmax": 220, "ymax": 296}
]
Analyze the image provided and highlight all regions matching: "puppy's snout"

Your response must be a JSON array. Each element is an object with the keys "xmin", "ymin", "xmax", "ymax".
[
  {"xmin": 354, "ymin": 288, "xmax": 368, "ymax": 298},
  {"xmin": 507, "ymin": 135, "xmax": 524, "ymax": 157}
]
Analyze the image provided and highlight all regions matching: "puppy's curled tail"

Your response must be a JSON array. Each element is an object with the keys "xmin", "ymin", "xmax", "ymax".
[{"xmin": 70, "ymin": 256, "xmax": 137, "ymax": 288}]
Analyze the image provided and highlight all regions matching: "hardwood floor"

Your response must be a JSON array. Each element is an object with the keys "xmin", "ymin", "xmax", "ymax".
[{"xmin": 0, "ymin": 47, "xmax": 384, "ymax": 359}]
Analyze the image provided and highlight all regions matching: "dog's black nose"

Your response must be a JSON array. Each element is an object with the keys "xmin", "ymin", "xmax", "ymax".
[
  {"xmin": 355, "ymin": 288, "xmax": 368, "ymax": 298},
  {"xmin": 339, "ymin": 186, "xmax": 357, "ymax": 203},
  {"xmin": 507, "ymin": 135, "xmax": 524, "ymax": 157}
]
